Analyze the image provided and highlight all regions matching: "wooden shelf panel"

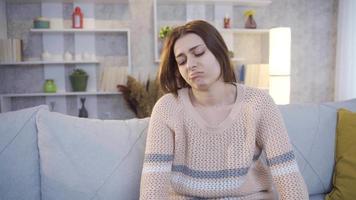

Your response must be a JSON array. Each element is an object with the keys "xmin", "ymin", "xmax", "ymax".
[
  {"xmin": 0, "ymin": 60, "xmax": 99, "ymax": 66},
  {"xmin": 30, "ymin": 28, "xmax": 130, "ymax": 33},
  {"xmin": 155, "ymin": 57, "xmax": 244, "ymax": 63},
  {"xmin": 219, "ymin": 28, "xmax": 270, "ymax": 34},
  {"xmin": 7, "ymin": 0, "xmax": 129, "ymax": 3},
  {"xmin": 157, "ymin": 0, "xmax": 272, "ymax": 6},
  {"xmin": 1, "ymin": 92, "xmax": 122, "ymax": 98}
]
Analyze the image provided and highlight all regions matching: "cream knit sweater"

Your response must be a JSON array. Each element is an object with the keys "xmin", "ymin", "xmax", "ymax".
[{"xmin": 140, "ymin": 84, "xmax": 309, "ymax": 200}]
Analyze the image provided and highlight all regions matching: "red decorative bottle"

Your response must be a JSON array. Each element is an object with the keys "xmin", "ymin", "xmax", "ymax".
[{"xmin": 72, "ymin": 7, "xmax": 83, "ymax": 29}]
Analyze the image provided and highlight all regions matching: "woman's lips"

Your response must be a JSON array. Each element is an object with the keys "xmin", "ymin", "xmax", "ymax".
[{"xmin": 189, "ymin": 72, "xmax": 203, "ymax": 79}]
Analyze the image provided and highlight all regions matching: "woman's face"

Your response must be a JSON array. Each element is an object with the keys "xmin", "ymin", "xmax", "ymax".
[{"xmin": 173, "ymin": 33, "xmax": 222, "ymax": 91}]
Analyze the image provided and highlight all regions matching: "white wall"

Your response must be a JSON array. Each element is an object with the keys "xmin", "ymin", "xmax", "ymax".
[{"xmin": 0, "ymin": 0, "xmax": 7, "ymax": 39}]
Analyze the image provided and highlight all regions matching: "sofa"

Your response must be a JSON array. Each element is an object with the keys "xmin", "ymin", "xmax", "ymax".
[{"xmin": 0, "ymin": 99, "xmax": 356, "ymax": 200}]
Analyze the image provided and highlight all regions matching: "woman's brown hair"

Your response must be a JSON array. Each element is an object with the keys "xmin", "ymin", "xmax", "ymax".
[{"xmin": 158, "ymin": 20, "xmax": 236, "ymax": 96}]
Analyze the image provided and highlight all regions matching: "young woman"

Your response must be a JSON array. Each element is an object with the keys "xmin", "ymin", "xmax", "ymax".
[{"xmin": 140, "ymin": 20, "xmax": 309, "ymax": 200}]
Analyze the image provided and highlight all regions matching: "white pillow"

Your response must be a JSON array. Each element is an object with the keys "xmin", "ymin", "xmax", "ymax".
[
  {"xmin": 36, "ymin": 110, "xmax": 149, "ymax": 200},
  {"xmin": 0, "ymin": 105, "xmax": 48, "ymax": 200}
]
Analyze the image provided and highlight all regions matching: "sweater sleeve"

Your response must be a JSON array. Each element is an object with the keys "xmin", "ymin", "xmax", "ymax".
[
  {"xmin": 256, "ymin": 93, "xmax": 309, "ymax": 200},
  {"xmin": 139, "ymin": 95, "xmax": 175, "ymax": 200}
]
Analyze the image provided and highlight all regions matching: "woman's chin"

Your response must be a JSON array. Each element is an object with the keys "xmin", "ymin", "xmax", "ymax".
[{"xmin": 190, "ymin": 80, "xmax": 209, "ymax": 90}]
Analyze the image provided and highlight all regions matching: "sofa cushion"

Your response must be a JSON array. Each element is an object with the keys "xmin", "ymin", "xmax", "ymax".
[
  {"xmin": 325, "ymin": 109, "xmax": 356, "ymax": 200},
  {"xmin": 324, "ymin": 98, "xmax": 356, "ymax": 112},
  {"xmin": 310, "ymin": 194, "xmax": 326, "ymax": 200},
  {"xmin": 0, "ymin": 105, "xmax": 48, "ymax": 200},
  {"xmin": 279, "ymin": 103, "xmax": 337, "ymax": 195},
  {"xmin": 278, "ymin": 99, "xmax": 356, "ymax": 196},
  {"xmin": 36, "ymin": 110, "xmax": 149, "ymax": 200}
]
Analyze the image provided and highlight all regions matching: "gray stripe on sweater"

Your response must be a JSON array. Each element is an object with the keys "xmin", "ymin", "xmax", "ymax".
[
  {"xmin": 172, "ymin": 165, "xmax": 249, "ymax": 179},
  {"xmin": 266, "ymin": 151, "xmax": 295, "ymax": 166},
  {"xmin": 144, "ymin": 154, "xmax": 174, "ymax": 162}
]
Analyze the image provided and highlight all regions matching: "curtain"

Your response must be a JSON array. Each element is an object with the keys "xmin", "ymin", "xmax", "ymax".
[{"xmin": 335, "ymin": 0, "xmax": 356, "ymax": 101}]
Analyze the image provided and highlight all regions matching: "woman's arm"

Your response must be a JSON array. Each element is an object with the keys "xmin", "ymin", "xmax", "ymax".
[
  {"xmin": 256, "ymin": 93, "xmax": 309, "ymax": 200},
  {"xmin": 139, "ymin": 96, "xmax": 175, "ymax": 200}
]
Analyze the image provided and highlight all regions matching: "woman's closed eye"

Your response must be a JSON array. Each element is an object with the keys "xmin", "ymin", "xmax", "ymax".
[
  {"xmin": 192, "ymin": 46, "xmax": 205, "ymax": 57},
  {"xmin": 176, "ymin": 57, "xmax": 186, "ymax": 66},
  {"xmin": 194, "ymin": 50, "xmax": 205, "ymax": 57},
  {"xmin": 193, "ymin": 46, "xmax": 205, "ymax": 57},
  {"xmin": 176, "ymin": 46, "xmax": 206, "ymax": 65}
]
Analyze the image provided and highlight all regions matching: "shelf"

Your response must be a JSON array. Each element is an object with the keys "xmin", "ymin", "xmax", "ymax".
[
  {"xmin": 231, "ymin": 57, "xmax": 244, "ymax": 62},
  {"xmin": 30, "ymin": 28, "xmax": 130, "ymax": 33},
  {"xmin": 0, "ymin": 60, "xmax": 99, "ymax": 66},
  {"xmin": 154, "ymin": 57, "xmax": 244, "ymax": 63},
  {"xmin": 157, "ymin": 0, "xmax": 272, "ymax": 6},
  {"xmin": 219, "ymin": 28, "xmax": 270, "ymax": 34},
  {"xmin": 7, "ymin": 0, "xmax": 129, "ymax": 3},
  {"xmin": 1, "ymin": 92, "xmax": 122, "ymax": 98}
]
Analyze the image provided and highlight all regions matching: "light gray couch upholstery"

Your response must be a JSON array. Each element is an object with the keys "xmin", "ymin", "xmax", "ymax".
[{"xmin": 1, "ymin": 99, "xmax": 355, "ymax": 200}]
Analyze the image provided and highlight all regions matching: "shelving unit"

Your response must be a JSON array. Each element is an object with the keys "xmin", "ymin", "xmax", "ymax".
[
  {"xmin": 0, "ymin": 2, "xmax": 131, "ymax": 118},
  {"xmin": 0, "ymin": 60, "xmax": 99, "ymax": 65},
  {"xmin": 152, "ymin": 0, "xmax": 292, "ymax": 102},
  {"xmin": 153, "ymin": 0, "xmax": 271, "ymax": 63},
  {"xmin": 218, "ymin": 28, "xmax": 270, "ymax": 34},
  {"xmin": 159, "ymin": 0, "xmax": 272, "ymax": 6},
  {"xmin": 30, "ymin": 28, "xmax": 130, "ymax": 33},
  {"xmin": 1, "ymin": 92, "xmax": 122, "ymax": 98},
  {"xmin": 0, "ymin": 92, "xmax": 123, "ymax": 112}
]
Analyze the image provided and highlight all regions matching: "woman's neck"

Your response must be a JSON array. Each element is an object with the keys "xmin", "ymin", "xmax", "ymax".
[{"xmin": 190, "ymin": 82, "xmax": 236, "ymax": 107}]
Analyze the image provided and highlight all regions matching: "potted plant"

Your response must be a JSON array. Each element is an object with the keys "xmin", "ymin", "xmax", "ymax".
[
  {"xmin": 70, "ymin": 69, "xmax": 88, "ymax": 91},
  {"xmin": 159, "ymin": 26, "xmax": 173, "ymax": 40}
]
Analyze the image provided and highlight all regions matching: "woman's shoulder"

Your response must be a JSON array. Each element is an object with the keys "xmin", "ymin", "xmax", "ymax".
[
  {"xmin": 155, "ymin": 92, "xmax": 179, "ymax": 107},
  {"xmin": 238, "ymin": 84, "xmax": 270, "ymax": 101},
  {"xmin": 152, "ymin": 88, "xmax": 186, "ymax": 114},
  {"xmin": 237, "ymin": 84, "xmax": 275, "ymax": 111}
]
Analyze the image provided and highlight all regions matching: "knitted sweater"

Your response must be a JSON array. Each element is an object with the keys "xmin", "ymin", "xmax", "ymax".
[{"xmin": 140, "ymin": 84, "xmax": 309, "ymax": 200}]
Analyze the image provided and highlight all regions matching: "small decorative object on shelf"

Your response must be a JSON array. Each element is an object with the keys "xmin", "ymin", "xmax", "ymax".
[
  {"xmin": 64, "ymin": 51, "xmax": 73, "ymax": 61},
  {"xmin": 223, "ymin": 14, "xmax": 231, "ymax": 29},
  {"xmin": 72, "ymin": 6, "xmax": 83, "ymax": 29},
  {"xmin": 239, "ymin": 64, "xmax": 246, "ymax": 84},
  {"xmin": 33, "ymin": 17, "xmax": 50, "ymax": 29},
  {"xmin": 75, "ymin": 53, "xmax": 82, "ymax": 61},
  {"xmin": 41, "ymin": 51, "xmax": 51, "ymax": 61},
  {"xmin": 228, "ymin": 50, "xmax": 234, "ymax": 58},
  {"xmin": 49, "ymin": 101, "xmax": 56, "ymax": 112},
  {"xmin": 244, "ymin": 10, "xmax": 257, "ymax": 29},
  {"xmin": 83, "ymin": 52, "xmax": 95, "ymax": 61},
  {"xmin": 78, "ymin": 97, "xmax": 88, "ymax": 118},
  {"xmin": 43, "ymin": 79, "xmax": 57, "ymax": 93},
  {"xmin": 159, "ymin": 26, "xmax": 173, "ymax": 40},
  {"xmin": 70, "ymin": 69, "xmax": 88, "ymax": 91}
]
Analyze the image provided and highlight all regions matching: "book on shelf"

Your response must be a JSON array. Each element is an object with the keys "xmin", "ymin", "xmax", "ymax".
[
  {"xmin": 100, "ymin": 66, "xmax": 128, "ymax": 92},
  {"xmin": 0, "ymin": 38, "xmax": 23, "ymax": 63},
  {"xmin": 244, "ymin": 64, "xmax": 269, "ymax": 90}
]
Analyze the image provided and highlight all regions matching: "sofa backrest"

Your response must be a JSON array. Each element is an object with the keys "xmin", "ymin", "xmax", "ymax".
[
  {"xmin": 278, "ymin": 99, "xmax": 356, "ymax": 196},
  {"xmin": 0, "ymin": 105, "xmax": 48, "ymax": 200},
  {"xmin": 35, "ymin": 109, "xmax": 149, "ymax": 200},
  {"xmin": 1, "ymin": 99, "xmax": 355, "ymax": 199}
]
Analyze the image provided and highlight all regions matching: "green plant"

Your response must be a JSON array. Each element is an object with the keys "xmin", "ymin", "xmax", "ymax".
[
  {"xmin": 228, "ymin": 50, "xmax": 234, "ymax": 58},
  {"xmin": 70, "ymin": 69, "xmax": 88, "ymax": 91},
  {"xmin": 159, "ymin": 26, "xmax": 173, "ymax": 39},
  {"xmin": 70, "ymin": 68, "xmax": 87, "ymax": 76},
  {"xmin": 244, "ymin": 10, "xmax": 256, "ymax": 17}
]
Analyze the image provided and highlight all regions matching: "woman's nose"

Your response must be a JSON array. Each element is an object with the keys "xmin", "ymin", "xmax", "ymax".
[{"xmin": 186, "ymin": 57, "xmax": 197, "ymax": 70}]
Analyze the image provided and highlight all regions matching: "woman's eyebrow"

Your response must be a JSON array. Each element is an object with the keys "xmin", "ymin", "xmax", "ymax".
[{"xmin": 175, "ymin": 44, "xmax": 204, "ymax": 59}]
